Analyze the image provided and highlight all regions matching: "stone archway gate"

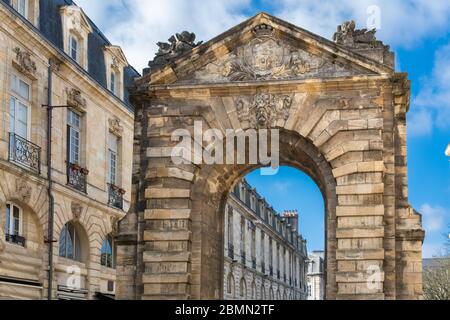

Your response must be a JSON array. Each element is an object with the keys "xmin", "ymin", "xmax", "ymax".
[{"xmin": 116, "ymin": 13, "xmax": 424, "ymax": 300}]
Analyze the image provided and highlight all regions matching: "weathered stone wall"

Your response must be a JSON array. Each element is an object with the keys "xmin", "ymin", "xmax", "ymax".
[{"xmin": 117, "ymin": 13, "xmax": 424, "ymax": 301}]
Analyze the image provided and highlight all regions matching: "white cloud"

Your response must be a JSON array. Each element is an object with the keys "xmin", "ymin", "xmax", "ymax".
[
  {"xmin": 273, "ymin": 181, "xmax": 293, "ymax": 193},
  {"xmin": 420, "ymin": 204, "xmax": 449, "ymax": 233},
  {"xmin": 412, "ymin": 42, "xmax": 450, "ymax": 135},
  {"xmin": 74, "ymin": 0, "xmax": 450, "ymax": 72}
]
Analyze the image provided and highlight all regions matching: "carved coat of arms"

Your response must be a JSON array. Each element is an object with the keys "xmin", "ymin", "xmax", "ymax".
[{"xmin": 236, "ymin": 92, "xmax": 293, "ymax": 128}]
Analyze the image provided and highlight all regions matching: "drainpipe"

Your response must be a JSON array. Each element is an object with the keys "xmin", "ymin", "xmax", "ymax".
[{"xmin": 46, "ymin": 59, "xmax": 57, "ymax": 300}]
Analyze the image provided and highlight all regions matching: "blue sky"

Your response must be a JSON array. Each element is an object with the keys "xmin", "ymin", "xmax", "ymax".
[{"xmin": 76, "ymin": 0, "xmax": 450, "ymax": 257}]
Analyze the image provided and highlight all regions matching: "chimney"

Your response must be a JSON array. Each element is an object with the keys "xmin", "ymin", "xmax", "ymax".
[{"xmin": 281, "ymin": 210, "xmax": 299, "ymax": 233}]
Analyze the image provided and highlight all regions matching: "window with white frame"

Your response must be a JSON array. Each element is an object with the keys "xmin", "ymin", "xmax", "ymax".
[
  {"xmin": 15, "ymin": 0, "xmax": 28, "ymax": 18},
  {"xmin": 5, "ymin": 203, "xmax": 23, "ymax": 240},
  {"xmin": 59, "ymin": 222, "xmax": 83, "ymax": 261},
  {"xmin": 108, "ymin": 133, "xmax": 118, "ymax": 185},
  {"xmin": 101, "ymin": 234, "xmax": 115, "ymax": 268},
  {"xmin": 10, "ymin": 73, "xmax": 31, "ymax": 140},
  {"xmin": 110, "ymin": 71, "xmax": 117, "ymax": 95},
  {"xmin": 69, "ymin": 35, "xmax": 79, "ymax": 62},
  {"xmin": 67, "ymin": 110, "xmax": 81, "ymax": 165}
]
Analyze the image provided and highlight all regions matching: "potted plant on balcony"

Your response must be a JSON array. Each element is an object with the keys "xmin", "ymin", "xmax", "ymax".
[{"xmin": 118, "ymin": 188, "xmax": 126, "ymax": 195}]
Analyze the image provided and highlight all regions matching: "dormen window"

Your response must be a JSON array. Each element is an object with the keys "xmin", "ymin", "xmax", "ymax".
[
  {"xmin": 110, "ymin": 71, "xmax": 117, "ymax": 95},
  {"xmin": 16, "ymin": 0, "xmax": 28, "ymax": 17},
  {"xmin": 4, "ymin": 203, "xmax": 25, "ymax": 247},
  {"xmin": 69, "ymin": 35, "xmax": 79, "ymax": 62}
]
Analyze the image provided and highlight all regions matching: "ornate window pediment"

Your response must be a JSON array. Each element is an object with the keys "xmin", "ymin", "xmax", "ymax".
[
  {"xmin": 60, "ymin": 5, "xmax": 92, "ymax": 69},
  {"xmin": 66, "ymin": 87, "xmax": 87, "ymax": 113},
  {"xmin": 12, "ymin": 47, "xmax": 36, "ymax": 78},
  {"xmin": 108, "ymin": 117, "xmax": 124, "ymax": 137},
  {"xmin": 104, "ymin": 46, "xmax": 128, "ymax": 100}
]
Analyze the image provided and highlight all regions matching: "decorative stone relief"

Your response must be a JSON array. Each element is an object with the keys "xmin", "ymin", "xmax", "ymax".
[
  {"xmin": 186, "ymin": 24, "xmax": 363, "ymax": 83},
  {"xmin": 71, "ymin": 202, "xmax": 84, "ymax": 221},
  {"xmin": 148, "ymin": 31, "xmax": 203, "ymax": 70},
  {"xmin": 109, "ymin": 117, "xmax": 124, "ymax": 137},
  {"xmin": 333, "ymin": 20, "xmax": 387, "ymax": 49},
  {"xmin": 110, "ymin": 216, "xmax": 119, "ymax": 235},
  {"xmin": 66, "ymin": 88, "xmax": 87, "ymax": 113},
  {"xmin": 235, "ymin": 92, "xmax": 293, "ymax": 128},
  {"xmin": 13, "ymin": 47, "xmax": 37, "ymax": 76},
  {"xmin": 15, "ymin": 179, "xmax": 32, "ymax": 203}
]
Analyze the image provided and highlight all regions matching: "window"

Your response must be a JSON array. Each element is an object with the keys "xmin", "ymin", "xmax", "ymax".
[
  {"xmin": 227, "ymin": 273, "xmax": 234, "ymax": 295},
  {"xmin": 67, "ymin": 110, "xmax": 81, "ymax": 165},
  {"xmin": 308, "ymin": 285, "xmax": 312, "ymax": 297},
  {"xmin": 110, "ymin": 71, "xmax": 116, "ymax": 95},
  {"xmin": 227, "ymin": 207, "xmax": 233, "ymax": 244},
  {"xmin": 5, "ymin": 203, "xmax": 23, "ymax": 245},
  {"xmin": 240, "ymin": 278, "xmax": 247, "ymax": 299},
  {"xmin": 15, "ymin": 0, "xmax": 28, "ymax": 17},
  {"xmin": 251, "ymin": 282, "xmax": 256, "ymax": 299},
  {"xmin": 69, "ymin": 35, "xmax": 79, "ymax": 62},
  {"xmin": 59, "ymin": 222, "xmax": 82, "ymax": 261},
  {"xmin": 101, "ymin": 234, "xmax": 115, "ymax": 268},
  {"xmin": 108, "ymin": 133, "xmax": 118, "ymax": 185},
  {"xmin": 10, "ymin": 73, "xmax": 30, "ymax": 139}
]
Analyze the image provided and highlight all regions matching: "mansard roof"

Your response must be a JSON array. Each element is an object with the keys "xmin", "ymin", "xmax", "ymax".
[{"xmin": 139, "ymin": 12, "xmax": 394, "ymax": 86}]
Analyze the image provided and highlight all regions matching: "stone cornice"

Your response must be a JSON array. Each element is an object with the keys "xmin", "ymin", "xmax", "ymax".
[{"xmin": 136, "ymin": 74, "xmax": 391, "ymax": 100}]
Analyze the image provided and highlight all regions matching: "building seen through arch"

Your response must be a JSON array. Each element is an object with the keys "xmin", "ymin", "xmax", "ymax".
[{"xmin": 224, "ymin": 179, "xmax": 308, "ymax": 300}]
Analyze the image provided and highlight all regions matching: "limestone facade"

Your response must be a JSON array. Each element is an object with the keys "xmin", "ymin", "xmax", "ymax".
[
  {"xmin": 0, "ymin": 1, "xmax": 138, "ymax": 299},
  {"xmin": 223, "ymin": 179, "xmax": 308, "ymax": 300},
  {"xmin": 117, "ymin": 12, "xmax": 424, "ymax": 300},
  {"xmin": 307, "ymin": 251, "xmax": 325, "ymax": 300}
]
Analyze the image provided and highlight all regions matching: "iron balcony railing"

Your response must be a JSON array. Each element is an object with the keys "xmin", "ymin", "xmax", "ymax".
[
  {"xmin": 228, "ymin": 244, "xmax": 234, "ymax": 259},
  {"xmin": 108, "ymin": 184, "xmax": 124, "ymax": 210},
  {"xmin": 67, "ymin": 163, "xmax": 88, "ymax": 193},
  {"xmin": 5, "ymin": 234, "xmax": 26, "ymax": 247},
  {"xmin": 9, "ymin": 133, "xmax": 41, "ymax": 174}
]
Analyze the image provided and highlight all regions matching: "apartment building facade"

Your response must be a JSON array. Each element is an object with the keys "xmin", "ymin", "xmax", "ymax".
[
  {"xmin": 0, "ymin": 0, "xmax": 138, "ymax": 300},
  {"xmin": 224, "ymin": 179, "xmax": 308, "ymax": 300}
]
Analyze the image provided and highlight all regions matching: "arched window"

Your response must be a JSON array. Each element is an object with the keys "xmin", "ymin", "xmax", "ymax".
[
  {"xmin": 227, "ymin": 273, "xmax": 234, "ymax": 296},
  {"xmin": 4, "ymin": 203, "xmax": 24, "ymax": 246},
  {"xmin": 240, "ymin": 278, "xmax": 247, "ymax": 299},
  {"xmin": 101, "ymin": 234, "xmax": 115, "ymax": 268},
  {"xmin": 251, "ymin": 281, "xmax": 257, "ymax": 299},
  {"xmin": 59, "ymin": 222, "xmax": 83, "ymax": 261}
]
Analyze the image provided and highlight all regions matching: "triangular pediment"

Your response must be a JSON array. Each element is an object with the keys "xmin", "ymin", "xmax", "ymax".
[{"xmin": 144, "ymin": 13, "xmax": 394, "ymax": 86}]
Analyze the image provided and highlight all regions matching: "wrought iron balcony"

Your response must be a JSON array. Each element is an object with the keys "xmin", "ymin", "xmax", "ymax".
[
  {"xmin": 228, "ymin": 243, "xmax": 234, "ymax": 259},
  {"xmin": 5, "ymin": 234, "xmax": 26, "ymax": 247},
  {"xmin": 252, "ymin": 258, "xmax": 256, "ymax": 269},
  {"xmin": 67, "ymin": 163, "xmax": 88, "ymax": 193},
  {"xmin": 9, "ymin": 133, "xmax": 41, "ymax": 174},
  {"xmin": 108, "ymin": 184, "xmax": 125, "ymax": 210}
]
